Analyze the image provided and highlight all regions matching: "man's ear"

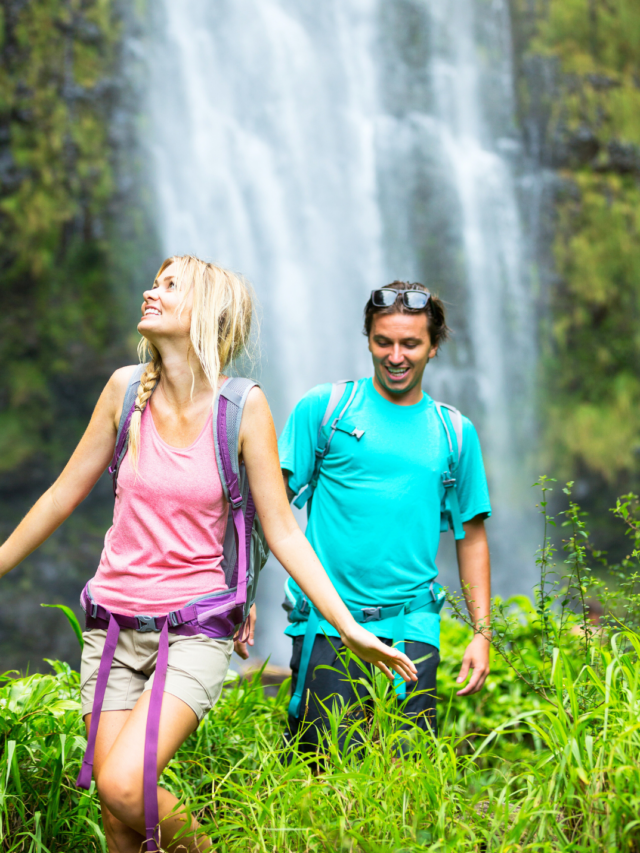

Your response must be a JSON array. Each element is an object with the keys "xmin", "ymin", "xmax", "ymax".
[{"xmin": 428, "ymin": 344, "xmax": 438, "ymax": 360}]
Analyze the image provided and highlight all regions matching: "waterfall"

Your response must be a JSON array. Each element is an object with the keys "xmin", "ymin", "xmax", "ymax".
[{"xmin": 143, "ymin": 0, "xmax": 538, "ymax": 666}]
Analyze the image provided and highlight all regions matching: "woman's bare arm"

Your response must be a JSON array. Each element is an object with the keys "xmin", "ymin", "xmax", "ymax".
[
  {"xmin": 0, "ymin": 367, "xmax": 133, "ymax": 578},
  {"xmin": 238, "ymin": 387, "xmax": 418, "ymax": 683}
]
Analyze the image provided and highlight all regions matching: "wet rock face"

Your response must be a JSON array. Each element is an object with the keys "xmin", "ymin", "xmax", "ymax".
[{"xmin": 565, "ymin": 125, "xmax": 601, "ymax": 166}]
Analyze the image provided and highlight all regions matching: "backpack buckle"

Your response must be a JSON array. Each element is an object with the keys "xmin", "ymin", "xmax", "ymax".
[
  {"xmin": 442, "ymin": 472, "xmax": 456, "ymax": 489},
  {"xmin": 298, "ymin": 598, "xmax": 309, "ymax": 615},
  {"xmin": 136, "ymin": 615, "xmax": 159, "ymax": 633},
  {"xmin": 362, "ymin": 606, "xmax": 381, "ymax": 623}
]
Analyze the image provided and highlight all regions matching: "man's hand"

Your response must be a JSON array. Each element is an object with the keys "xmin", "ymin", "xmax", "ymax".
[
  {"xmin": 234, "ymin": 604, "xmax": 256, "ymax": 660},
  {"xmin": 456, "ymin": 632, "xmax": 490, "ymax": 695}
]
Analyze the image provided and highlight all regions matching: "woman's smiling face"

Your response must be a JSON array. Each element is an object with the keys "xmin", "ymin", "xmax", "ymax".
[{"xmin": 138, "ymin": 261, "xmax": 193, "ymax": 342}]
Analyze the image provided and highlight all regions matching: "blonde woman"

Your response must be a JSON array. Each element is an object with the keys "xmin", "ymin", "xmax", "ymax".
[{"xmin": 0, "ymin": 256, "xmax": 416, "ymax": 853}]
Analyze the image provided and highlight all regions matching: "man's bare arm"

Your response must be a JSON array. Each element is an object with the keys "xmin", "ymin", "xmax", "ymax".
[
  {"xmin": 454, "ymin": 515, "xmax": 491, "ymax": 695},
  {"xmin": 282, "ymin": 469, "xmax": 295, "ymax": 503}
]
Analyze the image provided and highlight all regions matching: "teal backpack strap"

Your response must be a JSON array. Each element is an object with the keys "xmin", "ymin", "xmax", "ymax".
[
  {"xmin": 434, "ymin": 402, "xmax": 465, "ymax": 541},
  {"xmin": 391, "ymin": 581, "xmax": 445, "ymax": 699},
  {"xmin": 293, "ymin": 380, "xmax": 363, "ymax": 513},
  {"xmin": 288, "ymin": 608, "xmax": 320, "ymax": 718}
]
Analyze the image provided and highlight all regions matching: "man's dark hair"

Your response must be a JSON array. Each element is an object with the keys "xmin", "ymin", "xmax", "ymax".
[{"xmin": 363, "ymin": 281, "xmax": 450, "ymax": 348}]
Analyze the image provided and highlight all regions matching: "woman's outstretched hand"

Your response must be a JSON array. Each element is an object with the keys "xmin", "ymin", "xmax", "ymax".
[{"xmin": 342, "ymin": 624, "xmax": 418, "ymax": 683}]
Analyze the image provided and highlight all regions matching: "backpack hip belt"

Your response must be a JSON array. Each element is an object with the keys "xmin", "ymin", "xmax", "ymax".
[
  {"xmin": 77, "ymin": 369, "xmax": 269, "ymax": 853},
  {"xmin": 287, "ymin": 581, "xmax": 446, "ymax": 719}
]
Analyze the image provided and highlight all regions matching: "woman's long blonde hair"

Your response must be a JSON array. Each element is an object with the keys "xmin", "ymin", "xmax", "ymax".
[{"xmin": 127, "ymin": 255, "xmax": 254, "ymax": 470}]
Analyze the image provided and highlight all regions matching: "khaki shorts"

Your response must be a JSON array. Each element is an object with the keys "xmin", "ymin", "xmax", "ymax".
[{"xmin": 80, "ymin": 628, "xmax": 233, "ymax": 722}]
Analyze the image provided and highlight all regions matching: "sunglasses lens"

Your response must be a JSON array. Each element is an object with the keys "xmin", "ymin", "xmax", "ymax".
[
  {"xmin": 404, "ymin": 291, "xmax": 429, "ymax": 309},
  {"xmin": 371, "ymin": 289, "xmax": 398, "ymax": 307}
]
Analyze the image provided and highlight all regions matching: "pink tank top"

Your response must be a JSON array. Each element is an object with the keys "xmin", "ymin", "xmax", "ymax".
[{"xmin": 90, "ymin": 401, "xmax": 229, "ymax": 616}]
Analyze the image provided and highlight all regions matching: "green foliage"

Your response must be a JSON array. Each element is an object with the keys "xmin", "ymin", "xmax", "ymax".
[
  {"xmin": 513, "ymin": 0, "xmax": 640, "ymax": 491},
  {"xmin": 0, "ymin": 0, "xmax": 136, "ymax": 477},
  {"xmin": 0, "ymin": 661, "xmax": 104, "ymax": 851},
  {"xmin": 0, "ymin": 1, "xmax": 157, "ymax": 675},
  {"xmin": 40, "ymin": 603, "xmax": 84, "ymax": 649},
  {"xmin": 3, "ymin": 623, "xmax": 640, "ymax": 851},
  {"xmin": 544, "ymin": 173, "xmax": 640, "ymax": 481}
]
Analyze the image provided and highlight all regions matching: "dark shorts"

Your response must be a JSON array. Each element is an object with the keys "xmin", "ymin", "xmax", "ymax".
[{"xmin": 286, "ymin": 634, "xmax": 439, "ymax": 754}]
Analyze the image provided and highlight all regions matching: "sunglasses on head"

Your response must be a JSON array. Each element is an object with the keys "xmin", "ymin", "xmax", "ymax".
[{"xmin": 371, "ymin": 288, "xmax": 431, "ymax": 310}]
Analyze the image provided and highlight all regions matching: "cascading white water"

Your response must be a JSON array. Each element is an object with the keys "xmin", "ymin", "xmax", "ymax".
[{"xmin": 143, "ymin": 0, "xmax": 538, "ymax": 666}]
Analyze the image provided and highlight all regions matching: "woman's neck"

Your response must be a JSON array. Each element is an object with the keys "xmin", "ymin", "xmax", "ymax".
[{"xmin": 155, "ymin": 348, "xmax": 214, "ymax": 410}]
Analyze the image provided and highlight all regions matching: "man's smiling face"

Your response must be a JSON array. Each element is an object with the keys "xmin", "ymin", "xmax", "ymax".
[{"xmin": 368, "ymin": 311, "xmax": 438, "ymax": 403}]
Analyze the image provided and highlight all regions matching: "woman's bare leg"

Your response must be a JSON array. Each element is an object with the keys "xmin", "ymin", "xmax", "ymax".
[
  {"xmin": 84, "ymin": 710, "xmax": 146, "ymax": 853},
  {"xmin": 95, "ymin": 691, "xmax": 211, "ymax": 852}
]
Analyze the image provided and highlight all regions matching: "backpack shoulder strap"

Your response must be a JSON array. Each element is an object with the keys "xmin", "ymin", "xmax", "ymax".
[
  {"xmin": 117, "ymin": 364, "xmax": 147, "ymax": 442},
  {"xmin": 292, "ymin": 379, "xmax": 360, "ymax": 510},
  {"xmin": 434, "ymin": 401, "xmax": 463, "ymax": 463},
  {"xmin": 109, "ymin": 363, "xmax": 148, "ymax": 495},
  {"xmin": 213, "ymin": 377, "xmax": 260, "ymax": 612},
  {"xmin": 213, "ymin": 377, "xmax": 259, "ymax": 504},
  {"xmin": 434, "ymin": 401, "xmax": 465, "ymax": 541}
]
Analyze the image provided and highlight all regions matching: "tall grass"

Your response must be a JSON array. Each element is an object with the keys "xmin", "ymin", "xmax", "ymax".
[
  {"xmin": 2, "ymin": 484, "xmax": 640, "ymax": 851},
  {"xmin": 2, "ymin": 619, "xmax": 639, "ymax": 851}
]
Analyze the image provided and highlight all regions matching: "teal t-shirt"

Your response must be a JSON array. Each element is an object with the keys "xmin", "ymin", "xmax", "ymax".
[{"xmin": 278, "ymin": 377, "xmax": 491, "ymax": 648}]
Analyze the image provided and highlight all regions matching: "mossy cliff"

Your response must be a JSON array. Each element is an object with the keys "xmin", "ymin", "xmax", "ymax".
[
  {"xmin": 511, "ymin": 0, "xmax": 640, "ymax": 550},
  {"xmin": 0, "ymin": 0, "xmax": 156, "ymax": 670}
]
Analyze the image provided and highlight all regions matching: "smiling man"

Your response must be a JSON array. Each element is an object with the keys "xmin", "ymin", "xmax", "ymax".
[{"xmin": 279, "ymin": 281, "xmax": 492, "ymax": 752}]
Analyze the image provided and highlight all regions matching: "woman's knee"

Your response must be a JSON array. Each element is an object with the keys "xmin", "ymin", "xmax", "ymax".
[
  {"xmin": 97, "ymin": 763, "xmax": 144, "ymax": 827},
  {"xmin": 100, "ymin": 802, "xmax": 138, "ymax": 844}
]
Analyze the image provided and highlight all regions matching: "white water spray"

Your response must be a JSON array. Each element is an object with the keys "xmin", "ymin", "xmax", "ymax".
[{"xmin": 144, "ymin": 0, "xmax": 538, "ymax": 665}]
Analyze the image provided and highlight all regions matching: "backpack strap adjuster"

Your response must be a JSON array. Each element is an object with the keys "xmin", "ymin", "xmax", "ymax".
[
  {"xmin": 442, "ymin": 472, "xmax": 456, "ymax": 489},
  {"xmin": 362, "ymin": 606, "xmax": 382, "ymax": 623},
  {"xmin": 136, "ymin": 615, "xmax": 160, "ymax": 633}
]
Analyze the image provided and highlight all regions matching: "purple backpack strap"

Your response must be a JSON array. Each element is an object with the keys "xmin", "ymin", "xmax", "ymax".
[
  {"xmin": 143, "ymin": 619, "xmax": 170, "ymax": 850},
  {"xmin": 76, "ymin": 615, "xmax": 121, "ymax": 789},
  {"xmin": 217, "ymin": 391, "xmax": 248, "ymax": 608},
  {"xmin": 76, "ymin": 606, "xmax": 171, "ymax": 851}
]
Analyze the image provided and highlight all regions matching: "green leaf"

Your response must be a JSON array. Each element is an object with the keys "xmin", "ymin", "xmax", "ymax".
[{"xmin": 40, "ymin": 604, "xmax": 84, "ymax": 649}]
